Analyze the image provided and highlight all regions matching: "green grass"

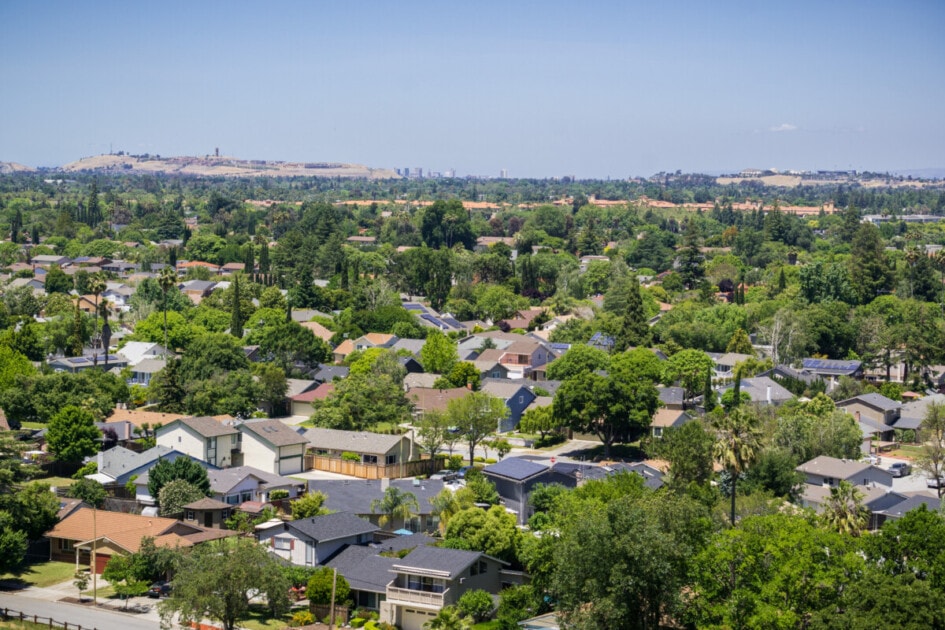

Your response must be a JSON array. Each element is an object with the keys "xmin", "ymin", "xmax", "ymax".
[
  {"xmin": 472, "ymin": 622, "xmax": 502, "ymax": 630},
  {"xmin": 238, "ymin": 605, "xmax": 292, "ymax": 630},
  {"xmin": 0, "ymin": 561, "xmax": 77, "ymax": 588},
  {"xmin": 18, "ymin": 422, "xmax": 45, "ymax": 430},
  {"xmin": 35, "ymin": 476, "xmax": 75, "ymax": 489},
  {"xmin": 0, "ymin": 620, "xmax": 58, "ymax": 630},
  {"xmin": 82, "ymin": 585, "xmax": 116, "ymax": 599}
]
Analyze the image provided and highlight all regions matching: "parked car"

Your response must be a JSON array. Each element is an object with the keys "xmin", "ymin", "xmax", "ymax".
[
  {"xmin": 429, "ymin": 470, "xmax": 458, "ymax": 482},
  {"xmin": 148, "ymin": 581, "xmax": 172, "ymax": 598},
  {"xmin": 927, "ymin": 477, "xmax": 945, "ymax": 489},
  {"xmin": 889, "ymin": 462, "xmax": 912, "ymax": 477},
  {"xmin": 864, "ymin": 454, "xmax": 881, "ymax": 465}
]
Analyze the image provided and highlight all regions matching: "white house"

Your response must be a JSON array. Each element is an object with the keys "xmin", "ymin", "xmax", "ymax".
[
  {"xmin": 155, "ymin": 416, "xmax": 240, "ymax": 468},
  {"xmin": 238, "ymin": 419, "xmax": 308, "ymax": 475}
]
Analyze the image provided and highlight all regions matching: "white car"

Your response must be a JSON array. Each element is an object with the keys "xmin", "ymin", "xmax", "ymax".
[{"xmin": 927, "ymin": 477, "xmax": 945, "ymax": 489}]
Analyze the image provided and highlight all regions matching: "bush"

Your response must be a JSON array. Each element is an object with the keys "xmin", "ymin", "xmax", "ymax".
[
  {"xmin": 534, "ymin": 433, "xmax": 565, "ymax": 448},
  {"xmin": 269, "ymin": 489, "xmax": 289, "ymax": 500},
  {"xmin": 485, "ymin": 458, "xmax": 497, "ymax": 464},
  {"xmin": 341, "ymin": 451, "xmax": 361, "ymax": 462},
  {"xmin": 447, "ymin": 454, "xmax": 464, "ymax": 471},
  {"xmin": 350, "ymin": 618, "xmax": 366, "ymax": 628},
  {"xmin": 290, "ymin": 611, "xmax": 314, "ymax": 627},
  {"xmin": 458, "ymin": 588, "xmax": 494, "ymax": 622},
  {"xmin": 474, "ymin": 456, "xmax": 486, "ymax": 463}
]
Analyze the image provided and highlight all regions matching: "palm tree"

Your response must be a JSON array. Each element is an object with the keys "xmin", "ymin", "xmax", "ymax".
[
  {"xmin": 157, "ymin": 265, "xmax": 178, "ymax": 355},
  {"xmin": 712, "ymin": 406, "xmax": 763, "ymax": 527},
  {"xmin": 429, "ymin": 487, "xmax": 475, "ymax": 535},
  {"xmin": 424, "ymin": 606, "xmax": 472, "ymax": 630},
  {"xmin": 821, "ymin": 480, "xmax": 869, "ymax": 536},
  {"xmin": 370, "ymin": 486, "xmax": 419, "ymax": 529},
  {"xmin": 88, "ymin": 273, "xmax": 106, "ymax": 344}
]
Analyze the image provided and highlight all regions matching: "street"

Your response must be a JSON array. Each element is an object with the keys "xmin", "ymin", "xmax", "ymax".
[{"xmin": 0, "ymin": 592, "xmax": 160, "ymax": 630}]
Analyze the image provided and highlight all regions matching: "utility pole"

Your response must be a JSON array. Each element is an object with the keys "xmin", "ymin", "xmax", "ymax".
[
  {"xmin": 328, "ymin": 568, "xmax": 337, "ymax": 629},
  {"xmin": 92, "ymin": 506, "xmax": 97, "ymax": 605}
]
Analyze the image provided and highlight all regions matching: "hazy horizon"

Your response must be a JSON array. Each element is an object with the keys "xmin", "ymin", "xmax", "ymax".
[{"xmin": 2, "ymin": 1, "xmax": 943, "ymax": 178}]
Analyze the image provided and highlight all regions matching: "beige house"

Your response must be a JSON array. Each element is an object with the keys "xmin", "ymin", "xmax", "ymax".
[
  {"xmin": 238, "ymin": 419, "xmax": 308, "ymax": 475},
  {"xmin": 649, "ymin": 409, "xmax": 692, "ymax": 438},
  {"xmin": 303, "ymin": 428, "xmax": 416, "ymax": 465},
  {"xmin": 155, "ymin": 416, "xmax": 240, "ymax": 468}
]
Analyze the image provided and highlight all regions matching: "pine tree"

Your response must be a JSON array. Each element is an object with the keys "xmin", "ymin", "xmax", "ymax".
[
  {"xmin": 258, "ymin": 242, "xmax": 270, "ymax": 274},
  {"xmin": 678, "ymin": 220, "xmax": 705, "ymax": 290},
  {"xmin": 617, "ymin": 275, "xmax": 650, "ymax": 350},
  {"xmin": 230, "ymin": 274, "xmax": 244, "ymax": 339},
  {"xmin": 243, "ymin": 244, "xmax": 255, "ymax": 274},
  {"xmin": 704, "ymin": 371, "xmax": 716, "ymax": 413},
  {"xmin": 87, "ymin": 179, "xmax": 102, "ymax": 227}
]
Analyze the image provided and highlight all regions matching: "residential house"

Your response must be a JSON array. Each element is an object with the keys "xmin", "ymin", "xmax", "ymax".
[
  {"xmin": 381, "ymin": 546, "xmax": 508, "ymax": 630},
  {"xmin": 103, "ymin": 284, "xmax": 135, "ymax": 311},
  {"xmin": 403, "ymin": 373, "xmax": 440, "ymax": 390},
  {"xmin": 256, "ymin": 512, "xmax": 379, "ymax": 567},
  {"xmin": 479, "ymin": 379, "xmax": 536, "ymax": 432},
  {"xmin": 30, "ymin": 254, "xmax": 71, "ymax": 268},
  {"xmin": 219, "ymin": 262, "xmax": 245, "ymax": 275},
  {"xmin": 894, "ymin": 394, "xmax": 945, "ymax": 433},
  {"xmin": 310, "ymin": 364, "xmax": 350, "ymax": 384},
  {"xmin": 390, "ymin": 338, "xmax": 427, "ymax": 357},
  {"xmin": 720, "ymin": 376, "xmax": 795, "ymax": 407},
  {"xmin": 290, "ymin": 383, "xmax": 335, "ymax": 417},
  {"xmin": 300, "ymin": 321, "xmax": 335, "ymax": 345},
  {"xmin": 136, "ymin": 464, "xmax": 303, "ymax": 506},
  {"xmin": 799, "ymin": 484, "xmax": 906, "ymax": 530},
  {"xmin": 127, "ymin": 357, "xmax": 166, "ymax": 387},
  {"xmin": 576, "ymin": 462, "xmax": 666, "ymax": 490},
  {"xmin": 304, "ymin": 428, "xmax": 416, "ymax": 465},
  {"xmin": 347, "ymin": 235, "xmax": 377, "ymax": 247},
  {"xmin": 332, "ymin": 339, "xmax": 356, "ymax": 364},
  {"xmin": 876, "ymin": 494, "xmax": 943, "ymax": 523},
  {"xmin": 45, "ymin": 508, "xmax": 232, "ymax": 573},
  {"xmin": 836, "ymin": 393, "xmax": 902, "ymax": 440},
  {"xmin": 495, "ymin": 339, "xmax": 551, "ymax": 380},
  {"xmin": 305, "ymin": 479, "xmax": 446, "ymax": 533},
  {"xmin": 182, "ymin": 497, "xmax": 233, "ymax": 529},
  {"xmin": 155, "ymin": 416, "xmax": 241, "ymax": 468},
  {"xmin": 795, "ymin": 456, "xmax": 894, "ymax": 489},
  {"xmin": 101, "ymin": 260, "xmax": 137, "ymax": 276},
  {"xmin": 456, "ymin": 331, "xmax": 524, "ymax": 360},
  {"xmin": 587, "ymin": 332, "xmax": 615, "ymax": 353},
  {"xmin": 266, "ymin": 379, "xmax": 319, "ymax": 417},
  {"xmin": 87, "ymin": 445, "xmax": 203, "ymax": 487},
  {"xmin": 117, "ymin": 341, "xmax": 169, "ymax": 366},
  {"xmin": 106, "ymin": 408, "xmax": 187, "ymax": 433},
  {"xmin": 352, "ymin": 333, "xmax": 398, "ymax": 352},
  {"xmin": 407, "ymin": 387, "xmax": 470, "ymax": 416},
  {"xmin": 658, "ymin": 386, "xmax": 686, "ymax": 410},
  {"xmin": 649, "ymin": 408, "xmax": 691, "ymax": 438},
  {"xmin": 178, "ymin": 279, "xmax": 216, "ymax": 305},
  {"xmin": 482, "ymin": 458, "xmax": 551, "ymax": 525},
  {"xmin": 472, "ymin": 359, "xmax": 512, "ymax": 381},
  {"xmin": 49, "ymin": 354, "xmax": 128, "ymax": 373},
  {"xmin": 326, "ymin": 545, "xmax": 399, "ymax": 612},
  {"xmin": 801, "ymin": 358, "xmax": 863, "ymax": 389},
  {"xmin": 710, "ymin": 352, "xmax": 753, "ymax": 380},
  {"xmin": 238, "ymin": 419, "xmax": 308, "ymax": 475}
]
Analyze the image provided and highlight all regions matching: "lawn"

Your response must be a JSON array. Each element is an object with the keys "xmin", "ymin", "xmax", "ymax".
[
  {"xmin": 18, "ymin": 422, "xmax": 45, "ymax": 430},
  {"xmin": 0, "ymin": 620, "xmax": 58, "ymax": 630},
  {"xmin": 238, "ymin": 604, "xmax": 292, "ymax": 630},
  {"xmin": 35, "ymin": 476, "xmax": 75, "ymax": 489},
  {"xmin": 0, "ymin": 561, "xmax": 76, "ymax": 588},
  {"xmin": 885, "ymin": 444, "xmax": 924, "ymax": 460},
  {"xmin": 472, "ymin": 622, "xmax": 502, "ymax": 630}
]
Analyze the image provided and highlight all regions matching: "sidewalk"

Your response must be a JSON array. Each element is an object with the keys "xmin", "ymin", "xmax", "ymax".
[{"xmin": 13, "ymin": 578, "xmax": 162, "ymax": 624}]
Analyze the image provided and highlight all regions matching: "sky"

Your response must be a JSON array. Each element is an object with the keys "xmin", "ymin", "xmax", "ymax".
[{"xmin": 1, "ymin": 0, "xmax": 943, "ymax": 178}]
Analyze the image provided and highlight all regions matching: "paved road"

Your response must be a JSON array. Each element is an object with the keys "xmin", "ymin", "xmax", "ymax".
[{"xmin": 0, "ymin": 592, "xmax": 161, "ymax": 630}]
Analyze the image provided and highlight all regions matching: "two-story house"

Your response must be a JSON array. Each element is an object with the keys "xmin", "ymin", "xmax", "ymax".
[
  {"xmin": 836, "ymin": 393, "xmax": 902, "ymax": 440},
  {"xmin": 256, "ymin": 512, "xmax": 379, "ymax": 567},
  {"xmin": 496, "ymin": 339, "xmax": 550, "ymax": 380},
  {"xmin": 479, "ymin": 379, "xmax": 536, "ymax": 433},
  {"xmin": 381, "ymin": 546, "xmax": 508, "ymax": 630},
  {"xmin": 795, "ymin": 455, "xmax": 894, "ymax": 489},
  {"xmin": 238, "ymin": 419, "xmax": 307, "ymax": 475},
  {"xmin": 155, "ymin": 416, "xmax": 240, "ymax": 468}
]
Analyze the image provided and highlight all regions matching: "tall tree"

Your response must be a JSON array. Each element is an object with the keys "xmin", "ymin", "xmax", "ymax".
[
  {"xmin": 678, "ymin": 219, "xmax": 705, "ymax": 290},
  {"xmin": 46, "ymin": 405, "xmax": 101, "ymax": 465},
  {"xmin": 820, "ymin": 480, "xmax": 869, "ymax": 536},
  {"xmin": 417, "ymin": 410, "xmax": 451, "ymax": 474},
  {"xmin": 447, "ymin": 391, "xmax": 506, "ymax": 465},
  {"xmin": 88, "ymin": 273, "xmax": 106, "ymax": 343},
  {"xmin": 147, "ymin": 457, "xmax": 211, "ymax": 503},
  {"xmin": 420, "ymin": 329, "xmax": 458, "ymax": 375},
  {"xmin": 159, "ymin": 537, "xmax": 290, "ymax": 630},
  {"xmin": 616, "ymin": 274, "xmax": 650, "ymax": 351},
  {"xmin": 157, "ymin": 265, "xmax": 178, "ymax": 354},
  {"xmin": 849, "ymin": 223, "xmax": 893, "ymax": 304},
  {"xmin": 712, "ymin": 406, "xmax": 763, "ymax": 526},
  {"xmin": 917, "ymin": 402, "xmax": 945, "ymax": 498},
  {"xmin": 229, "ymin": 273, "xmax": 244, "ymax": 339}
]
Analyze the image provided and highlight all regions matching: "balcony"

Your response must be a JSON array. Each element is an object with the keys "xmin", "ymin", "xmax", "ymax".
[{"xmin": 386, "ymin": 582, "xmax": 448, "ymax": 608}]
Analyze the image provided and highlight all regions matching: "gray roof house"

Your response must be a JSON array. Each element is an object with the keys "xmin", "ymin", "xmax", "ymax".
[
  {"xmin": 799, "ymin": 483, "xmax": 906, "ymax": 529},
  {"xmin": 256, "ymin": 512, "xmax": 379, "ymax": 567},
  {"xmin": 238, "ymin": 419, "xmax": 308, "ymax": 475},
  {"xmin": 877, "ymin": 494, "xmax": 943, "ymax": 522},
  {"xmin": 836, "ymin": 393, "xmax": 901, "ymax": 438},
  {"xmin": 305, "ymin": 479, "xmax": 446, "ymax": 533},
  {"xmin": 326, "ymin": 545, "xmax": 399, "ymax": 611},
  {"xmin": 303, "ymin": 427, "xmax": 416, "ymax": 465},
  {"xmin": 383, "ymin": 546, "xmax": 509, "ymax": 630},
  {"xmin": 894, "ymin": 394, "xmax": 945, "ymax": 431},
  {"xmin": 482, "ymin": 458, "xmax": 552, "ymax": 525},
  {"xmin": 135, "ymin": 464, "xmax": 303, "ymax": 506},
  {"xmin": 87, "ymin": 445, "xmax": 205, "ymax": 486},
  {"xmin": 721, "ymin": 376, "xmax": 794, "ymax": 407},
  {"xmin": 796, "ymin": 455, "xmax": 894, "ymax": 489},
  {"xmin": 155, "ymin": 416, "xmax": 240, "ymax": 468}
]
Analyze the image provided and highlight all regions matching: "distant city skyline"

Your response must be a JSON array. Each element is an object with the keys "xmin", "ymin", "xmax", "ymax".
[{"xmin": 1, "ymin": 1, "xmax": 943, "ymax": 178}]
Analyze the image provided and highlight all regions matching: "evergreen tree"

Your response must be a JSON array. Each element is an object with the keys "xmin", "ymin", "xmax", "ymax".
[
  {"xmin": 87, "ymin": 179, "xmax": 102, "ymax": 227},
  {"xmin": 230, "ymin": 274, "xmax": 244, "ymax": 339},
  {"xmin": 678, "ymin": 220, "xmax": 704, "ymax": 289},
  {"xmin": 703, "ymin": 370, "xmax": 716, "ymax": 413},
  {"xmin": 849, "ymin": 223, "xmax": 893, "ymax": 304},
  {"xmin": 258, "ymin": 241, "xmax": 270, "ymax": 274},
  {"xmin": 616, "ymin": 275, "xmax": 650, "ymax": 350},
  {"xmin": 242, "ymin": 244, "xmax": 255, "ymax": 274}
]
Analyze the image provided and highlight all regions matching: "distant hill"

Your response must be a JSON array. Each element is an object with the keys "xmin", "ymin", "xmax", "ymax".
[
  {"xmin": 0, "ymin": 162, "xmax": 34, "ymax": 174},
  {"xmin": 60, "ymin": 154, "xmax": 400, "ymax": 179}
]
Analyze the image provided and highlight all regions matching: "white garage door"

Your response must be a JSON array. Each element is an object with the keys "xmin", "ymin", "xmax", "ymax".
[{"xmin": 279, "ymin": 456, "xmax": 302, "ymax": 475}]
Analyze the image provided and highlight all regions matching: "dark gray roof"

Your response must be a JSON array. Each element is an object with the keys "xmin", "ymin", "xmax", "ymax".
[
  {"xmin": 326, "ymin": 546, "xmax": 398, "ymax": 594},
  {"xmin": 393, "ymin": 546, "xmax": 485, "ymax": 579},
  {"xmin": 373, "ymin": 533, "xmax": 436, "ymax": 553},
  {"xmin": 900, "ymin": 394, "xmax": 945, "ymax": 422},
  {"xmin": 893, "ymin": 416, "xmax": 924, "ymax": 431},
  {"xmin": 304, "ymin": 428, "xmax": 407, "ymax": 455},
  {"xmin": 483, "ymin": 457, "xmax": 549, "ymax": 482},
  {"xmin": 578, "ymin": 462, "xmax": 665, "ymax": 490},
  {"xmin": 288, "ymin": 512, "xmax": 379, "ymax": 543},
  {"xmin": 311, "ymin": 364, "xmax": 350, "ymax": 383},
  {"xmin": 177, "ymin": 416, "xmax": 239, "ymax": 438},
  {"xmin": 529, "ymin": 380, "xmax": 562, "ymax": 397},
  {"xmin": 98, "ymin": 445, "xmax": 174, "ymax": 478},
  {"xmin": 658, "ymin": 386, "xmax": 685, "ymax": 407},
  {"xmin": 306, "ymin": 479, "xmax": 445, "ymax": 516},
  {"xmin": 880, "ymin": 494, "xmax": 942, "ymax": 519},
  {"xmin": 722, "ymin": 377, "xmax": 794, "ymax": 404},
  {"xmin": 802, "ymin": 358, "xmax": 862, "ymax": 375}
]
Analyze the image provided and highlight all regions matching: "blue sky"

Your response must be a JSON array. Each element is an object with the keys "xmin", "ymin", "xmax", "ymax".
[{"xmin": 1, "ymin": 1, "xmax": 943, "ymax": 177}]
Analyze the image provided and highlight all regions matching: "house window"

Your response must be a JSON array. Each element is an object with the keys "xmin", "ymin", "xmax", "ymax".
[
  {"xmin": 274, "ymin": 537, "xmax": 292, "ymax": 551},
  {"xmin": 240, "ymin": 491, "xmax": 253, "ymax": 502},
  {"xmin": 305, "ymin": 543, "xmax": 314, "ymax": 566},
  {"xmin": 362, "ymin": 455, "xmax": 378, "ymax": 465},
  {"xmin": 221, "ymin": 509, "xmax": 229, "ymax": 520},
  {"xmin": 385, "ymin": 454, "xmax": 396, "ymax": 465},
  {"xmin": 225, "ymin": 495, "xmax": 240, "ymax": 505},
  {"xmin": 479, "ymin": 560, "xmax": 487, "ymax": 574},
  {"xmin": 653, "ymin": 427, "xmax": 663, "ymax": 438},
  {"xmin": 185, "ymin": 510, "xmax": 195, "ymax": 521},
  {"xmin": 59, "ymin": 539, "xmax": 74, "ymax": 551}
]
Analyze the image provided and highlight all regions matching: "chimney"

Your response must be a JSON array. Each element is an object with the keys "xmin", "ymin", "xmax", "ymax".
[
  {"xmin": 381, "ymin": 477, "xmax": 390, "ymax": 491},
  {"xmin": 855, "ymin": 410, "xmax": 861, "ymax": 422},
  {"xmin": 766, "ymin": 386, "xmax": 772, "ymax": 404}
]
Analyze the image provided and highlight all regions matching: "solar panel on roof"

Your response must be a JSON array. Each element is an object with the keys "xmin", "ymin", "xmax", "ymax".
[
  {"xmin": 68, "ymin": 358, "xmax": 87, "ymax": 364},
  {"xmin": 441, "ymin": 317, "xmax": 462, "ymax": 328}
]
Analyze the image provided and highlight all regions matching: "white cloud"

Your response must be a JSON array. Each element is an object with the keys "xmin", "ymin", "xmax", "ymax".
[{"xmin": 769, "ymin": 123, "xmax": 797, "ymax": 133}]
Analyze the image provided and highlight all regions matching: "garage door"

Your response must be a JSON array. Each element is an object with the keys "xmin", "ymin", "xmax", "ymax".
[
  {"xmin": 401, "ymin": 609, "xmax": 436, "ymax": 630},
  {"xmin": 279, "ymin": 456, "xmax": 302, "ymax": 475}
]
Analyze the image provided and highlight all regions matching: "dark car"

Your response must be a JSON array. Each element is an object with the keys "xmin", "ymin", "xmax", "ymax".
[
  {"xmin": 148, "ymin": 581, "xmax": 172, "ymax": 598},
  {"xmin": 889, "ymin": 462, "xmax": 912, "ymax": 477}
]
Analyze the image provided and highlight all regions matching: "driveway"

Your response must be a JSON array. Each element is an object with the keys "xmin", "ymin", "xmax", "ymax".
[{"xmin": 876, "ymin": 454, "xmax": 941, "ymax": 495}]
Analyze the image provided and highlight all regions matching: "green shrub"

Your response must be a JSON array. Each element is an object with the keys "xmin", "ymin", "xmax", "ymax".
[
  {"xmin": 350, "ymin": 618, "xmax": 366, "ymax": 628},
  {"xmin": 474, "ymin": 456, "xmax": 486, "ymax": 463},
  {"xmin": 341, "ymin": 451, "xmax": 361, "ymax": 462},
  {"xmin": 269, "ymin": 489, "xmax": 289, "ymax": 500},
  {"xmin": 485, "ymin": 458, "xmax": 497, "ymax": 464},
  {"xmin": 447, "ymin": 454, "xmax": 464, "ymax": 471}
]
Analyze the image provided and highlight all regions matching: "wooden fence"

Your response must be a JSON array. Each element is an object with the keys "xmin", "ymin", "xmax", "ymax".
[
  {"xmin": 1, "ymin": 607, "xmax": 98, "ymax": 630},
  {"xmin": 305, "ymin": 455, "xmax": 432, "ymax": 479}
]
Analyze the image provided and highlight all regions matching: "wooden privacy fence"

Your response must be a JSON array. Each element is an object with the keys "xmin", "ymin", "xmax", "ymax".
[
  {"xmin": 0, "ymin": 607, "xmax": 98, "ymax": 630},
  {"xmin": 305, "ymin": 455, "xmax": 431, "ymax": 479}
]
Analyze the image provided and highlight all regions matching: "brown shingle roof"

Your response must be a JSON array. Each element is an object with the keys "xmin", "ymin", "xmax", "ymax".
[
  {"xmin": 184, "ymin": 497, "xmax": 232, "ymax": 510},
  {"xmin": 239, "ymin": 419, "xmax": 308, "ymax": 447},
  {"xmin": 408, "ymin": 387, "xmax": 470, "ymax": 413},
  {"xmin": 107, "ymin": 408, "xmax": 187, "ymax": 429},
  {"xmin": 301, "ymin": 321, "xmax": 335, "ymax": 343},
  {"xmin": 178, "ymin": 416, "xmax": 239, "ymax": 438},
  {"xmin": 46, "ymin": 508, "xmax": 186, "ymax": 553},
  {"xmin": 291, "ymin": 382, "xmax": 335, "ymax": 403}
]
